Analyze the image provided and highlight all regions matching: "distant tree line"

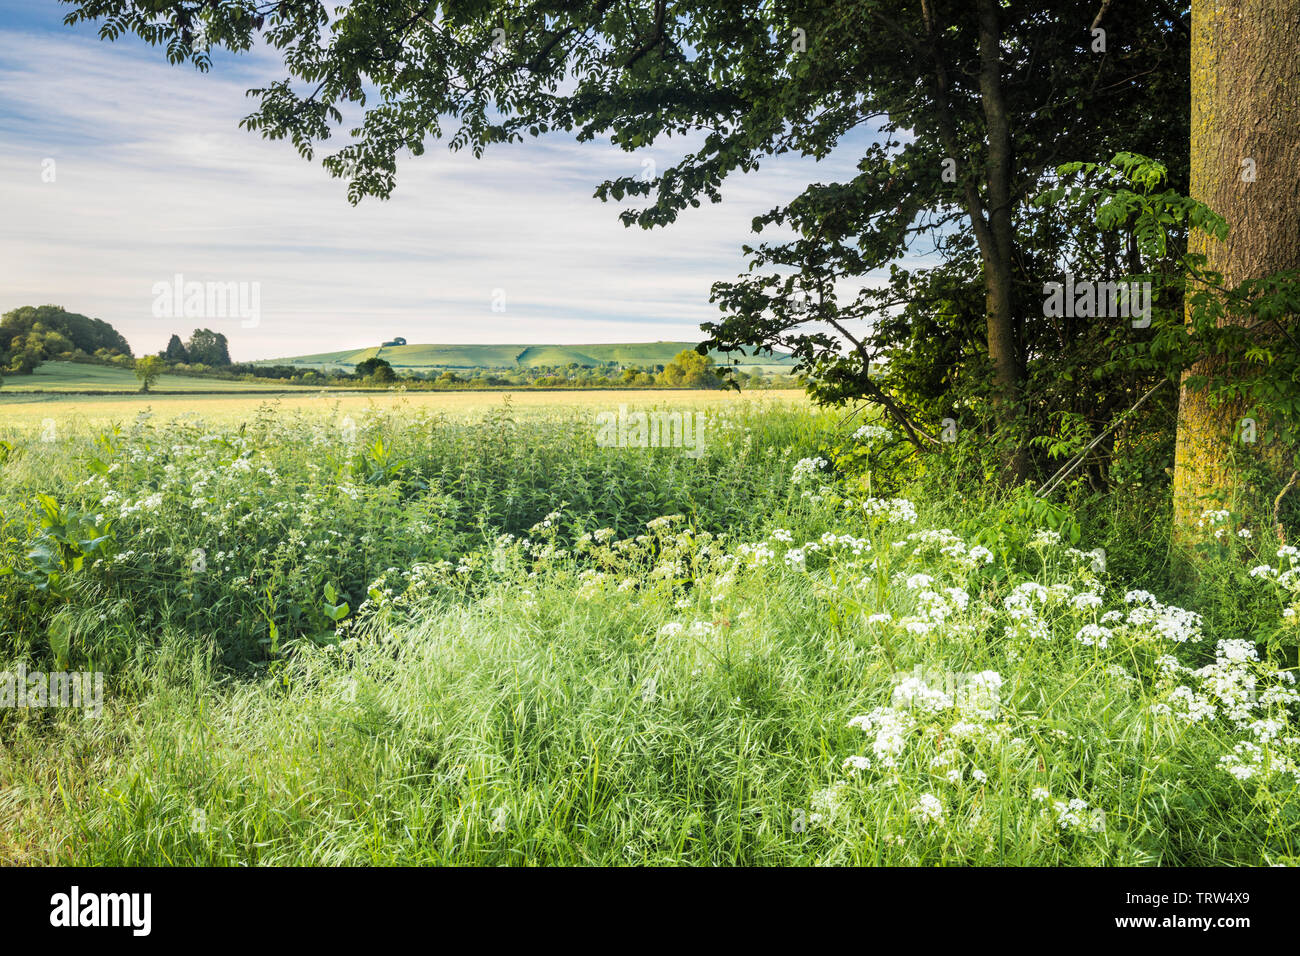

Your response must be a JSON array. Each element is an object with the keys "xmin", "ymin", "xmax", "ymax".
[
  {"xmin": 0, "ymin": 305, "xmax": 794, "ymax": 392},
  {"xmin": 156, "ymin": 348, "xmax": 793, "ymax": 390},
  {"xmin": 330, "ymin": 350, "xmax": 793, "ymax": 389}
]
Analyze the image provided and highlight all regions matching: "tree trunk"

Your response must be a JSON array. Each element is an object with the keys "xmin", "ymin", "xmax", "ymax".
[
  {"xmin": 975, "ymin": 0, "xmax": 1028, "ymax": 484},
  {"xmin": 1172, "ymin": 0, "xmax": 1300, "ymax": 539},
  {"xmin": 922, "ymin": 0, "xmax": 1027, "ymax": 484}
]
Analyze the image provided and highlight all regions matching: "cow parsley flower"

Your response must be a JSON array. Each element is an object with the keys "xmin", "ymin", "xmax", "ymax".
[
  {"xmin": 893, "ymin": 678, "xmax": 953, "ymax": 713},
  {"xmin": 1071, "ymin": 592, "xmax": 1103, "ymax": 610},
  {"xmin": 853, "ymin": 424, "xmax": 895, "ymax": 443},
  {"xmin": 791, "ymin": 457, "xmax": 828, "ymax": 484},
  {"xmin": 848, "ymin": 707, "xmax": 915, "ymax": 768},
  {"xmin": 861, "ymin": 498, "xmax": 919, "ymax": 525},
  {"xmin": 1052, "ymin": 798, "xmax": 1091, "ymax": 830},
  {"xmin": 910, "ymin": 793, "xmax": 945, "ymax": 824},
  {"xmin": 1075, "ymin": 624, "xmax": 1111, "ymax": 648}
]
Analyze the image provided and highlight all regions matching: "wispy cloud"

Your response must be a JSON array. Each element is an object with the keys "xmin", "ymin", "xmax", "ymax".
[{"xmin": 0, "ymin": 4, "xmax": 882, "ymax": 361}]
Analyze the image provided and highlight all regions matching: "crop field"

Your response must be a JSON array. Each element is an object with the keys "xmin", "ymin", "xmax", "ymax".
[
  {"xmin": 1, "ymin": 396, "xmax": 1294, "ymax": 866},
  {"xmin": 0, "ymin": 387, "xmax": 808, "ymax": 430}
]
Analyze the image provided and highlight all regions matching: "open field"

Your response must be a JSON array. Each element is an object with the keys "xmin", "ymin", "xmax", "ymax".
[
  {"xmin": 0, "ymin": 386, "xmax": 809, "ymax": 430},
  {"xmin": 258, "ymin": 341, "xmax": 800, "ymax": 374},
  {"xmin": 2, "ymin": 361, "xmax": 318, "ymax": 394}
]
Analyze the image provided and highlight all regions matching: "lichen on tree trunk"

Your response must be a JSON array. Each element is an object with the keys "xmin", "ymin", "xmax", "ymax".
[{"xmin": 1172, "ymin": 0, "xmax": 1300, "ymax": 540}]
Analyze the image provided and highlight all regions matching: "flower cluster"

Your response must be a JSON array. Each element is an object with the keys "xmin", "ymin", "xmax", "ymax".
[
  {"xmin": 852, "ymin": 424, "xmax": 896, "ymax": 444},
  {"xmin": 791, "ymin": 457, "xmax": 829, "ymax": 484}
]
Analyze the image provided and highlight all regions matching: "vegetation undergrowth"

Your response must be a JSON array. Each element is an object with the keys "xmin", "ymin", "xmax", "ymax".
[{"xmin": 1, "ymin": 403, "xmax": 1296, "ymax": 865}]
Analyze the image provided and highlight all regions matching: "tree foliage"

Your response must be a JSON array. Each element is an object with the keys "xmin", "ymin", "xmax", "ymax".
[
  {"xmin": 1, "ymin": 304, "xmax": 133, "ymax": 372},
  {"xmin": 184, "ymin": 328, "xmax": 232, "ymax": 367},
  {"xmin": 658, "ymin": 349, "xmax": 722, "ymax": 388},
  {"xmin": 355, "ymin": 356, "xmax": 396, "ymax": 382},
  {"xmin": 134, "ymin": 354, "xmax": 165, "ymax": 392},
  {"xmin": 163, "ymin": 333, "xmax": 191, "ymax": 363}
]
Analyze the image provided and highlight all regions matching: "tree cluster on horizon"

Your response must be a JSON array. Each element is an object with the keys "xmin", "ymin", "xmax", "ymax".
[
  {"xmin": 0, "ymin": 304, "xmax": 133, "ymax": 378},
  {"xmin": 155, "ymin": 328, "xmax": 233, "ymax": 368}
]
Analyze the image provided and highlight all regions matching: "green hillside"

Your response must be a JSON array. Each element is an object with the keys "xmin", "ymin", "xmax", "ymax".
[
  {"xmin": 1, "ymin": 361, "xmax": 311, "ymax": 393},
  {"xmin": 256, "ymin": 341, "xmax": 798, "ymax": 373}
]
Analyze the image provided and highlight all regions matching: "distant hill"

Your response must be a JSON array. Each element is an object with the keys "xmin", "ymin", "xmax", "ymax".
[{"xmin": 254, "ymin": 341, "xmax": 798, "ymax": 373}]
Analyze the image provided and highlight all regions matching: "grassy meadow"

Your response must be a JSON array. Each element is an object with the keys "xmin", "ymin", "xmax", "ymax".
[
  {"xmin": 0, "ymin": 392, "xmax": 1296, "ymax": 865},
  {"xmin": 2, "ymin": 361, "xmax": 316, "ymax": 394}
]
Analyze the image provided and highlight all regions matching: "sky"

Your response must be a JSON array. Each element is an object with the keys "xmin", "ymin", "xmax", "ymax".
[{"xmin": 0, "ymin": 1, "xmax": 878, "ymax": 362}]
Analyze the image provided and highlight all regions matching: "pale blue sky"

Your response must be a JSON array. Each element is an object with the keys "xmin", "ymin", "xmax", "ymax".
[{"xmin": 0, "ymin": 1, "xmax": 883, "ymax": 361}]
